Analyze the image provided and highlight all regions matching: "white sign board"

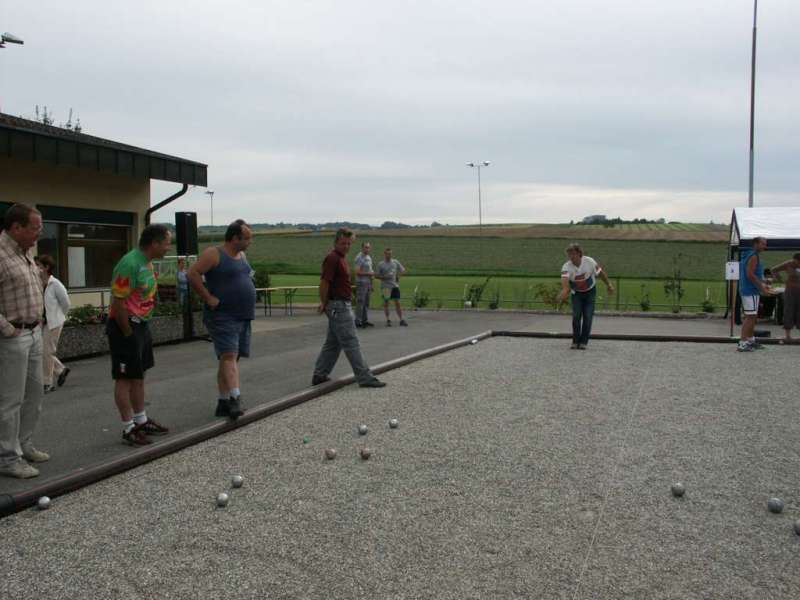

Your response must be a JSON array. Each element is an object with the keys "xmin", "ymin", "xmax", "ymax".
[{"xmin": 725, "ymin": 261, "xmax": 740, "ymax": 281}]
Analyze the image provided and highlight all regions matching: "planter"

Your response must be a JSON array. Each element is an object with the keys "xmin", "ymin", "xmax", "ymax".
[{"xmin": 58, "ymin": 313, "xmax": 207, "ymax": 360}]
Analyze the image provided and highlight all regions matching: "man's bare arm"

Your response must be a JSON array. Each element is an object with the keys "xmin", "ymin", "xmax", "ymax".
[
  {"xmin": 111, "ymin": 297, "xmax": 132, "ymax": 336},
  {"xmin": 187, "ymin": 247, "xmax": 221, "ymax": 307}
]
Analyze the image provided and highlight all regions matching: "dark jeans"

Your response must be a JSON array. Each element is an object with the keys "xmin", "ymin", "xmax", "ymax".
[{"xmin": 571, "ymin": 287, "xmax": 596, "ymax": 345}]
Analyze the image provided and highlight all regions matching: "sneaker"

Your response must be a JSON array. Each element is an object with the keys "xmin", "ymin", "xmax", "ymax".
[
  {"xmin": 122, "ymin": 426, "xmax": 152, "ymax": 447},
  {"xmin": 228, "ymin": 395, "xmax": 245, "ymax": 420},
  {"xmin": 399, "ymin": 320, "xmax": 408, "ymax": 327},
  {"xmin": 577, "ymin": 344, "xmax": 587, "ymax": 350},
  {"xmin": 386, "ymin": 320, "xmax": 392, "ymax": 327},
  {"xmin": 0, "ymin": 461, "xmax": 39, "ymax": 479},
  {"xmin": 311, "ymin": 375, "xmax": 331, "ymax": 386},
  {"xmin": 355, "ymin": 321, "xmax": 364, "ymax": 328},
  {"xmin": 57, "ymin": 368, "xmax": 71, "ymax": 387},
  {"xmin": 570, "ymin": 343, "xmax": 578, "ymax": 350},
  {"xmin": 22, "ymin": 447, "xmax": 50, "ymax": 463},
  {"xmin": 737, "ymin": 342, "xmax": 754, "ymax": 352},
  {"xmin": 359, "ymin": 379, "xmax": 387, "ymax": 388},
  {"xmin": 43, "ymin": 384, "xmax": 55, "ymax": 394},
  {"xmin": 138, "ymin": 418, "xmax": 169, "ymax": 436},
  {"xmin": 215, "ymin": 398, "xmax": 231, "ymax": 417}
]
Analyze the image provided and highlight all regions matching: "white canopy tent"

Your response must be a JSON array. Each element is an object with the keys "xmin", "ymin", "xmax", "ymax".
[{"xmin": 729, "ymin": 207, "xmax": 800, "ymax": 251}]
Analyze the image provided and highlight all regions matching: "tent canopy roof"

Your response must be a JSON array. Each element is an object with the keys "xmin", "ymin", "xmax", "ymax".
[{"xmin": 730, "ymin": 207, "xmax": 800, "ymax": 250}]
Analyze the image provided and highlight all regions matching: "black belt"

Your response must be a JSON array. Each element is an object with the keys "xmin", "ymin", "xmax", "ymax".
[{"xmin": 10, "ymin": 321, "xmax": 40, "ymax": 330}]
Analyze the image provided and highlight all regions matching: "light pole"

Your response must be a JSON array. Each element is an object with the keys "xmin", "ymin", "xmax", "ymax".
[
  {"xmin": 0, "ymin": 32, "xmax": 24, "ymax": 49},
  {"xmin": 466, "ymin": 161, "xmax": 490, "ymax": 266},
  {"xmin": 204, "ymin": 189, "xmax": 215, "ymax": 227},
  {"xmin": 747, "ymin": 0, "xmax": 758, "ymax": 208}
]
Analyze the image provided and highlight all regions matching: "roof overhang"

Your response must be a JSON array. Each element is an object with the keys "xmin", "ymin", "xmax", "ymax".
[{"xmin": 0, "ymin": 113, "xmax": 207, "ymax": 186}]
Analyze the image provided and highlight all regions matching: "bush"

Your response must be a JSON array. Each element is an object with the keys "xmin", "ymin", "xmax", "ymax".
[
  {"xmin": 701, "ymin": 299, "xmax": 716, "ymax": 313},
  {"xmin": 66, "ymin": 304, "xmax": 105, "ymax": 326},
  {"xmin": 488, "ymin": 286, "xmax": 501, "ymax": 310},
  {"xmin": 412, "ymin": 285, "xmax": 431, "ymax": 308},
  {"xmin": 639, "ymin": 284, "xmax": 651, "ymax": 312},
  {"xmin": 153, "ymin": 302, "xmax": 183, "ymax": 317},
  {"xmin": 534, "ymin": 282, "xmax": 564, "ymax": 311},
  {"xmin": 252, "ymin": 263, "xmax": 272, "ymax": 289},
  {"xmin": 465, "ymin": 276, "xmax": 492, "ymax": 308}
]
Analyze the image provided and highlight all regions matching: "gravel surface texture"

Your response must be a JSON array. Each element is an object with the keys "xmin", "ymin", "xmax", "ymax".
[{"xmin": 1, "ymin": 338, "xmax": 799, "ymax": 599}]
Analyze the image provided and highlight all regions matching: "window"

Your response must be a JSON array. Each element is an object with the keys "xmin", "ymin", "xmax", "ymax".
[{"xmin": 36, "ymin": 206, "xmax": 135, "ymax": 289}]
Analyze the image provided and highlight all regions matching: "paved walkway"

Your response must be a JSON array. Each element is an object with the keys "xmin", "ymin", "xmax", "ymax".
[{"xmin": 0, "ymin": 309, "xmax": 784, "ymax": 496}]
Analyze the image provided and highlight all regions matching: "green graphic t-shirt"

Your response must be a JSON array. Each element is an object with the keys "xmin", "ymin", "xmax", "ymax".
[{"xmin": 109, "ymin": 248, "xmax": 157, "ymax": 320}]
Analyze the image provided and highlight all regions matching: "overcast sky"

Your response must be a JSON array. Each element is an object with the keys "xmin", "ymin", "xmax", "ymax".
[{"xmin": 2, "ymin": 1, "xmax": 798, "ymax": 226}]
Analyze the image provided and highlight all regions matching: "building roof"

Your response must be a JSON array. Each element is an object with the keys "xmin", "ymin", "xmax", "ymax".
[{"xmin": 0, "ymin": 112, "xmax": 207, "ymax": 186}]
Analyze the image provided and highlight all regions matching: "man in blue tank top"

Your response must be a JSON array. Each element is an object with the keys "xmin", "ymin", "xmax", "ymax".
[
  {"xmin": 188, "ymin": 220, "xmax": 256, "ymax": 418},
  {"xmin": 738, "ymin": 236, "xmax": 775, "ymax": 352}
]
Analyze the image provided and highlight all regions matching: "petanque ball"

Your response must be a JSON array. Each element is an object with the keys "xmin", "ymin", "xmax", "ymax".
[
  {"xmin": 358, "ymin": 424, "xmax": 368, "ymax": 435},
  {"xmin": 389, "ymin": 418, "xmax": 399, "ymax": 429},
  {"xmin": 360, "ymin": 448, "xmax": 372, "ymax": 460},
  {"xmin": 325, "ymin": 448, "xmax": 337, "ymax": 460},
  {"xmin": 231, "ymin": 475, "xmax": 244, "ymax": 489},
  {"xmin": 216, "ymin": 493, "xmax": 229, "ymax": 508},
  {"xmin": 768, "ymin": 497, "xmax": 784, "ymax": 514},
  {"xmin": 37, "ymin": 496, "xmax": 51, "ymax": 510},
  {"xmin": 671, "ymin": 483, "xmax": 685, "ymax": 498}
]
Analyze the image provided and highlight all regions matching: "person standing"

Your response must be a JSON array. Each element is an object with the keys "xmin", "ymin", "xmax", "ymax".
[
  {"xmin": 188, "ymin": 219, "xmax": 256, "ymax": 420},
  {"xmin": 376, "ymin": 248, "xmax": 408, "ymax": 327},
  {"xmin": 353, "ymin": 242, "xmax": 375, "ymax": 328},
  {"xmin": 312, "ymin": 228, "xmax": 386, "ymax": 388},
  {"xmin": 36, "ymin": 254, "xmax": 71, "ymax": 392},
  {"xmin": 737, "ymin": 237, "xmax": 775, "ymax": 352},
  {"xmin": 0, "ymin": 204, "xmax": 48, "ymax": 478},
  {"xmin": 557, "ymin": 243, "xmax": 615, "ymax": 350},
  {"xmin": 107, "ymin": 224, "xmax": 172, "ymax": 446},
  {"xmin": 769, "ymin": 252, "xmax": 800, "ymax": 342},
  {"xmin": 176, "ymin": 257, "xmax": 189, "ymax": 306}
]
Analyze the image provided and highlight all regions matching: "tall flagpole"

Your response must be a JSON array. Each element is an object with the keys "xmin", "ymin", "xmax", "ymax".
[{"xmin": 748, "ymin": 0, "xmax": 758, "ymax": 208}]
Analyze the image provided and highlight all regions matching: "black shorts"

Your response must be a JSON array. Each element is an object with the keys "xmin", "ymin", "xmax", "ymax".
[{"xmin": 107, "ymin": 319, "xmax": 154, "ymax": 380}]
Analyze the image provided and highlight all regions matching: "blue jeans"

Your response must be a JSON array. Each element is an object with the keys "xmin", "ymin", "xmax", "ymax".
[
  {"xmin": 571, "ymin": 287, "xmax": 596, "ymax": 345},
  {"xmin": 313, "ymin": 300, "xmax": 377, "ymax": 384}
]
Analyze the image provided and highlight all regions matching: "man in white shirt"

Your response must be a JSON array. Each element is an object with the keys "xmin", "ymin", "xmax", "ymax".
[
  {"xmin": 557, "ymin": 243, "xmax": 615, "ymax": 349},
  {"xmin": 353, "ymin": 242, "xmax": 375, "ymax": 328}
]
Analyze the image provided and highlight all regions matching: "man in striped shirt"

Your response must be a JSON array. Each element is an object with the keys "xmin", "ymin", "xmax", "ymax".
[{"xmin": 0, "ymin": 204, "xmax": 48, "ymax": 479}]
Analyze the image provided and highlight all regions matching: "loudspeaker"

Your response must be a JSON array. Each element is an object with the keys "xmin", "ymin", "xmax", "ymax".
[{"xmin": 175, "ymin": 212, "xmax": 198, "ymax": 256}]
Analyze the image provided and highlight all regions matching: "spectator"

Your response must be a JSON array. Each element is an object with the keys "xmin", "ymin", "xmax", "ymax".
[
  {"xmin": 353, "ymin": 242, "xmax": 375, "ymax": 328},
  {"xmin": 107, "ymin": 224, "xmax": 172, "ymax": 446},
  {"xmin": 36, "ymin": 254, "xmax": 71, "ymax": 393},
  {"xmin": 188, "ymin": 220, "xmax": 256, "ymax": 420},
  {"xmin": 737, "ymin": 237, "xmax": 776, "ymax": 352},
  {"xmin": 770, "ymin": 253, "xmax": 800, "ymax": 342},
  {"xmin": 376, "ymin": 248, "xmax": 408, "ymax": 327},
  {"xmin": 0, "ymin": 203, "xmax": 48, "ymax": 479},
  {"xmin": 176, "ymin": 257, "xmax": 189, "ymax": 306}
]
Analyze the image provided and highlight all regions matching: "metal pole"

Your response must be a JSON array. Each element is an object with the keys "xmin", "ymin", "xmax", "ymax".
[
  {"xmin": 748, "ymin": 0, "xmax": 758, "ymax": 207},
  {"xmin": 211, "ymin": 192, "xmax": 214, "ymax": 227},
  {"xmin": 477, "ymin": 165, "xmax": 482, "ymax": 267}
]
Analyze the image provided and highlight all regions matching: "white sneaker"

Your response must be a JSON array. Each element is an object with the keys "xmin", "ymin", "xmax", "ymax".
[
  {"xmin": 0, "ymin": 461, "xmax": 40, "ymax": 479},
  {"xmin": 22, "ymin": 447, "xmax": 50, "ymax": 463}
]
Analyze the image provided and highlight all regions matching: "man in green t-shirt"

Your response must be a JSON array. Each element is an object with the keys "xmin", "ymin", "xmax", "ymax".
[{"xmin": 107, "ymin": 224, "xmax": 172, "ymax": 446}]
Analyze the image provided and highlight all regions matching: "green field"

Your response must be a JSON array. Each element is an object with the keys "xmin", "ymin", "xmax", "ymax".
[
  {"xmin": 198, "ymin": 234, "xmax": 792, "ymax": 281},
  {"xmin": 267, "ymin": 274, "xmax": 729, "ymax": 313}
]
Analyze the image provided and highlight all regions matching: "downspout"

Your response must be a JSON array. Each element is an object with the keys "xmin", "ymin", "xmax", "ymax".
[{"xmin": 145, "ymin": 183, "xmax": 189, "ymax": 226}]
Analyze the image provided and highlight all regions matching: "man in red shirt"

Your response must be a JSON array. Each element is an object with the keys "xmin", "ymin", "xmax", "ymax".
[{"xmin": 311, "ymin": 228, "xmax": 386, "ymax": 388}]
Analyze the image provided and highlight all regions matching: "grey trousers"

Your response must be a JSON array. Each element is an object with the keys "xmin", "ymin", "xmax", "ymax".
[
  {"xmin": 0, "ymin": 327, "xmax": 44, "ymax": 467},
  {"xmin": 355, "ymin": 280, "xmax": 372, "ymax": 324},
  {"xmin": 313, "ymin": 300, "xmax": 377, "ymax": 384}
]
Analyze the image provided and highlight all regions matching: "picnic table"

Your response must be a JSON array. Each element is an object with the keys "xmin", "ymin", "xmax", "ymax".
[{"xmin": 255, "ymin": 286, "xmax": 319, "ymax": 316}]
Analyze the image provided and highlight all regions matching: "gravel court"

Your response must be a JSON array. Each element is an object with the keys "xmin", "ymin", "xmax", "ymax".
[{"xmin": 1, "ymin": 338, "xmax": 799, "ymax": 599}]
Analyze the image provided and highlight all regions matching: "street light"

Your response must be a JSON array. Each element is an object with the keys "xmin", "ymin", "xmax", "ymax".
[
  {"xmin": 0, "ymin": 32, "xmax": 24, "ymax": 48},
  {"xmin": 204, "ymin": 189, "xmax": 215, "ymax": 226},
  {"xmin": 466, "ymin": 161, "xmax": 491, "ymax": 264}
]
